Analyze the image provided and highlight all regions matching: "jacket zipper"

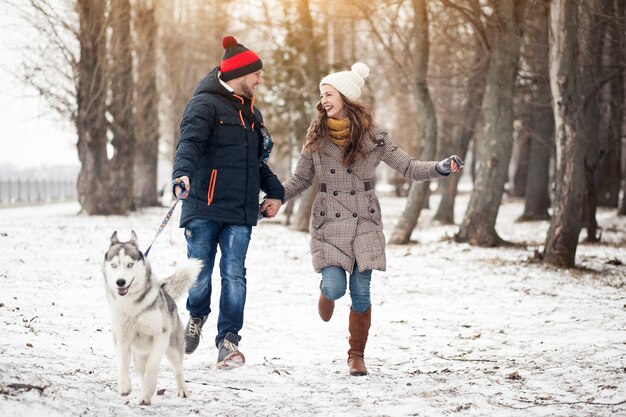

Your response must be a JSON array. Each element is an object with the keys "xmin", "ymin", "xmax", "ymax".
[{"xmin": 207, "ymin": 169, "xmax": 217, "ymax": 206}]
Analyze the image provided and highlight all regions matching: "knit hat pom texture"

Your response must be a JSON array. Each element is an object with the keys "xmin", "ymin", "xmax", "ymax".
[{"xmin": 222, "ymin": 35, "xmax": 238, "ymax": 49}]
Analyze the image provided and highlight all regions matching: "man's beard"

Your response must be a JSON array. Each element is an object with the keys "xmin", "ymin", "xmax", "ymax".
[{"xmin": 241, "ymin": 82, "xmax": 255, "ymax": 99}]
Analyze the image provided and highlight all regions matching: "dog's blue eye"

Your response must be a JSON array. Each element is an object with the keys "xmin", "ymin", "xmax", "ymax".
[{"xmin": 127, "ymin": 262, "xmax": 134, "ymax": 268}]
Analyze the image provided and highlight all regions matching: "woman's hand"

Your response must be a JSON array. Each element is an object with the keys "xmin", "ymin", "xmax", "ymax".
[
  {"xmin": 436, "ymin": 155, "xmax": 464, "ymax": 175},
  {"xmin": 260, "ymin": 198, "xmax": 282, "ymax": 218}
]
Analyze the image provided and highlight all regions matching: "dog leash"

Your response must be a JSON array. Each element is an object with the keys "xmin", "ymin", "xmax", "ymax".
[{"xmin": 143, "ymin": 179, "xmax": 186, "ymax": 257}]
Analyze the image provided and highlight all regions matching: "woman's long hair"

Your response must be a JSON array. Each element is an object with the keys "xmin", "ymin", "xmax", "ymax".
[{"xmin": 303, "ymin": 94, "xmax": 375, "ymax": 167}]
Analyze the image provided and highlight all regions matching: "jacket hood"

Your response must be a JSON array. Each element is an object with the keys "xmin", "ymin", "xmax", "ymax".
[{"xmin": 193, "ymin": 67, "xmax": 232, "ymax": 98}]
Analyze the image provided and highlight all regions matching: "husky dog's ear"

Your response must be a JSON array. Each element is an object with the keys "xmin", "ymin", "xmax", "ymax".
[
  {"xmin": 130, "ymin": 230, "xmax": 138, "ymax": 246},
  {"xmin": 110, "ymin": 231, "xmax": 119, "ymax": 245}
]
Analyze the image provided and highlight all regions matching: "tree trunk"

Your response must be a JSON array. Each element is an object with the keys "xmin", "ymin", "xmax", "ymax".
[
  {"xmin": 108, "ymin": 0, "xmax": 135, "ymax": 213},
  {"xmin": 290, "ymin": 0, "xmax": 324, "ymax": 232},
  {"xmin": 510, "ymin": 131, "xmax": 530, "ymax": 197},
  {"xmin": 434, "ymin": 57, "xmax": 488, "ymax": 224},
  {"xmin": 133, "ymin": 1, "xmax": 160, "ymax": 207},
  {"xmin": 615, "ymin": 0, "xmax": 626, "ymax": 216},
  {"xmin": 521, "ymin": 113, "xmax": 553, "ymax": 221},
  {"xmin": 455, "ymin": 0, "xmax": 526, "ymax": 246},
  {"xmin": 75, "ymin": 0, "xmax": 111, "ymax": 214},
  {"xmin": 388, "ymin": 0, "xmax": 437, "ymax": 245},
  {"xmin": 543, "ymin": 0, "xmax": 585, "ymax": 268},
  {"xmin": 596, "ymin": 0, "xmax": 624, "ymax": 209},
  {"xmin": 580, "ymin": 0, "xmax": 610, "ymax": 242},
  {"xmin": 520, "ymin": 0, "xmax": 553, "ymax": 222}
]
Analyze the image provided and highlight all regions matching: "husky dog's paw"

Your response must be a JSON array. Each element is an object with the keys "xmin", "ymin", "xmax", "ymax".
[
  {"xmin": 178, "ymin": 388, "xmax": 190, "ymax": 398},
  {"xmin": 139, "ymin": 396, "xmax": 152, "ymax": 406},
  {"xmin": 118, "ymin": 379, "xmax": 131, "ymax": 396}
]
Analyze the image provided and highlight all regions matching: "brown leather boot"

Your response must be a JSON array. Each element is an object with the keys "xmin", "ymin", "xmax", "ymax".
[
  {"xmin": 347, "ymin": 307, "xmax": 371, "ymax": 376},
  {"xmin": 318, "ymin": 292, "xmax": 335, "ymax": 322}
]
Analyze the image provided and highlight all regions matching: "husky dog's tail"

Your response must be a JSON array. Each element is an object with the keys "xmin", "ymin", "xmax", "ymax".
[{"xmin": 161, "ymin": 258, "xmax": 203, "ymax": 300}]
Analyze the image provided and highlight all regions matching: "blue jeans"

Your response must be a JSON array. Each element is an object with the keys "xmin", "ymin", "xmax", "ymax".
[
  {"xmin": 184, "ymin": 219, "xmax": 252, "ymax": 347},
  {"xmin": 320, "ymin": 263, "xmax": 372, "ymax": 313}
]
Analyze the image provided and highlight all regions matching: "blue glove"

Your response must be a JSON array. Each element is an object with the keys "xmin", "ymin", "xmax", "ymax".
[{"xmin": 436, "ymin": 155, "xmax": 464, "ymax": 175}]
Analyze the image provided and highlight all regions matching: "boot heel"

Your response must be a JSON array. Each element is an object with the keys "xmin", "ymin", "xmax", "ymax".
[{"xmin": 318, "ymin": 293, "xmax": 335, "ymax": 322}]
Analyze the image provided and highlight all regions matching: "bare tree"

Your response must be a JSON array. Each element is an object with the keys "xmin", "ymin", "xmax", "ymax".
[
  {"xmin": 288, "ymin": 0, "xmax": 325, "ymax": 232},
  {"xmin": 543, "ymin": 0, "xmax": 585, "ymax": 267},
  {"xmin": 14, "ymin": 0, "xmax": 135, "ymax": 214},
  {"xmin": 108, "ymin": 0, "xmax": 135, "ymax": 211},
  {"xmin": 133, "ymin": 0, "xmax": 159, "ymax": 207},
  {"xmin": 75, "ymin": 0, "xmax": 121, "ymax": 214},
  {"xmin": 611, "ymin": 0, "xmax": 626, "ymax": 216},
  {"xmin": 434, "ymin": 50, "xmax": 489, "ymax": 224},
  {"xmin": 596, "ymin": 0, "xmax": 625, "ymax": 211},
  {"xmin": 580, "ymin": 0, "xmax": 612, "ymax": 242},
  {"xmin": 387, "ymin": 0, "xmax": 438, "ymax": 244},
  {"xmin": 455, "ymin": 0, "xmax": 527, "ymax": 246},
  {"xmin": 519, "ymin": 0, "xmax": 553, "ymax": 222}
]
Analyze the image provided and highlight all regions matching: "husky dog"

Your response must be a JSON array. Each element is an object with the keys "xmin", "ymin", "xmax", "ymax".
[{"xmin": 102, "ymin": 231, "xmax": 202, "ymax": 405}]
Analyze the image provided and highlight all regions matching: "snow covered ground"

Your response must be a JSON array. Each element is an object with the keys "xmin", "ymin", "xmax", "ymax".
[{"xmin": 1, "ymin": 193, "xmax": 624, "ymax": 416}]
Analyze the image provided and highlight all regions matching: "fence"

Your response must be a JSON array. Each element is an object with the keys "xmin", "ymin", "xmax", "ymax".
[{"xmin": 0, "ymin": 178, "xmax": 77, "ymax": 205}]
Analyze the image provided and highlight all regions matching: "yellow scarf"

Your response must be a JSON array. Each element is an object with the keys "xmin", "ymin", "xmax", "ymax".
[{"xmin": 327, "ymin": 117, "xmax": 350, "ymax": 147}]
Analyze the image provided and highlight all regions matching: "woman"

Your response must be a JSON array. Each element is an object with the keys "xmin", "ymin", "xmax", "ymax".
[{"xmin": 281, "ymin": 63, "xmax": 462, "ymax": 376}]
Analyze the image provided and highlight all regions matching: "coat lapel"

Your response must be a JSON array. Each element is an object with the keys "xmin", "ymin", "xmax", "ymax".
[{"xmin": 320, "ymin": 138, "xmax": 344, "ymax": 160}]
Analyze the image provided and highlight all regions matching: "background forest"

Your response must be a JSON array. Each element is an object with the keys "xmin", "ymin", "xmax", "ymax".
[{"xmin": 2, "ymin": 0, "xmax": 625, "ymax": 269}]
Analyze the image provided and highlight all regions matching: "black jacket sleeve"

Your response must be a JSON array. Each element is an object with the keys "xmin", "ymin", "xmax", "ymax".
[
  {"xmin": 259, "ymin": 163, "xmax": 285, "ymax": 201},
  {"xmin": 172, "ymin": 94, "xmax": 215, "ymax": 183}
]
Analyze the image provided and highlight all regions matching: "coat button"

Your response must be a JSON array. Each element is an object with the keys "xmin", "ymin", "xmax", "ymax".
[
  {"xmin": 352, "ymin": 213, "xmax": 357, "ymax": 218},
  {"xmin": 333, "ymin": 191, "xmax": 338, "ymax": 196},
  {"xmin": 347, "ymin": 168, "xmax": 352, "ymax": 173},
  {"xmin": 331, "ymin": 169, "xmax": 336, "ymax": 174},
  {"xmin": 320, "ymin": 211, "xmax": 325, "ymax": 216},
  {"xmin": 350, "ymin": 190, "xmax": 355, "ymax": 195},
  {"xmin": 370, "ymin": 209, "xmax": 375, "ymax": 214},
  {"xmin": 335, "ymin": 213, "xmax": 341, "ymax": 218}
]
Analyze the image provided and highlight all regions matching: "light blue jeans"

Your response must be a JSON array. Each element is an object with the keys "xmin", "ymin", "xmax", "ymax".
[
  {"xmin": 184, "ymin": 219, "xmax": 251, "ymax": 347},
  {"xmin": 320, "ymin": 263, "xmax": 372, "ymax": 313}
]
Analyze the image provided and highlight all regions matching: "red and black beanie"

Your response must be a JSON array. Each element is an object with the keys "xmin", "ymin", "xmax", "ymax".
[{"xmin": 219, "ymin": 35, "xmax": 263, "ymax": 82}]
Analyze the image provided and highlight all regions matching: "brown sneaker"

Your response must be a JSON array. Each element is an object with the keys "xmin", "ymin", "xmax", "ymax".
[{"xmin": 318, "ymin": 292, "xmax": 335, "ymax": 322}]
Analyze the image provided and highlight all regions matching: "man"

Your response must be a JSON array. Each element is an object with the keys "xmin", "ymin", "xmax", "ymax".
[{"xmin": 172, "ymin": 35, "xmax": 283, "ymax": 370}]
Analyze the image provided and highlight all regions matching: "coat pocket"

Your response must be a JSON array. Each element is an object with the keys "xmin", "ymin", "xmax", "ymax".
[
  {"xmin": 217, "ymin": 116, "xmax": 246, "ymax": 146},
  {"xmin": 311, "ymin": 195, "xmax": 327, "ymax": 229},
  {"xmin": 368, "ymin": 194, "xmax": 382, "ymax": 225},
  {"xmin": 207, "ymin": 169, "xmax": 217, "ymax": 206}
]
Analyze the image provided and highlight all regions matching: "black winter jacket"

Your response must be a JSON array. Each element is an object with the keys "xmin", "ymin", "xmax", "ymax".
[{"xmin": 172, "ymin": 67, "xmax": 284, "ymax": 227}]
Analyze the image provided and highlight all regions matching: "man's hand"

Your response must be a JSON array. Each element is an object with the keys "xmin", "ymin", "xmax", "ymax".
[
  {"xmin": 260, "ymin": 198, "xmax": 282, "ymax": 218},
  {"xmin": 173, "ymin": 176, "xmax": 190, "ymax": 199}
]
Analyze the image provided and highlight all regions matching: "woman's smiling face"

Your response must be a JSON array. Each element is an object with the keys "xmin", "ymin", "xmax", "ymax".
[{"xmin": 320, "ymin": 84, "xmax": 346, "ymax": 119}]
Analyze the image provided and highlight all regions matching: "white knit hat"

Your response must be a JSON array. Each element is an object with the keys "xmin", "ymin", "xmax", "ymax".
[{"xmin": 319, "ymin": 62, "xmax": 370, "ymax": 101}]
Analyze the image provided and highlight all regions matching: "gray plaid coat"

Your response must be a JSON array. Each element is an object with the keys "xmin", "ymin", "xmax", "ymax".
[{"xmin": 282, "ymin": 126, "xmax": 445, "ymax": 274}]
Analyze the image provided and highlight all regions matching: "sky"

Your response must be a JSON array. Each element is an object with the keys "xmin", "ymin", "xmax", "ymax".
[
  {"xmin": 0, "ymin": 194, "xmax": 624, "ymax": 416},
  {"xmin": 0, "ymin": 5, "xmax": 79, "ymax": 170}
]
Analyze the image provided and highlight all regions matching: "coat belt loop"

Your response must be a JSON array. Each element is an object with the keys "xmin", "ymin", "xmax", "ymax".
[{"xmin": 320, "ymin": 183, "xmax": 327, "ymax": 192}]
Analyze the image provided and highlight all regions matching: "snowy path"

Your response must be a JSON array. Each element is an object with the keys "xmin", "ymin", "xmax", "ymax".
[{"xmin": 0, "ymin": 196, "xmax": 624, "ymax": 416}]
